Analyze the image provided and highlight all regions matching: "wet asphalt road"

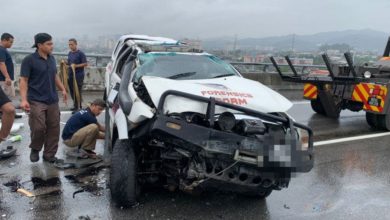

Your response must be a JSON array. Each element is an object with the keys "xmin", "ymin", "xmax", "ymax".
[{"xmin": 1, "ymin": 100, "xmax": 390, "ymax": 220}]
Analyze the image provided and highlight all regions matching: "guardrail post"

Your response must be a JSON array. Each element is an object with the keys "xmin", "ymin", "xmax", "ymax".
[
  {"xmin": 302, "ymin": 66, "xmax": 307, "ymax": 74},
  {"xmin": 263, "ymin": 64, "xmax": 269, "ymax": 73}
]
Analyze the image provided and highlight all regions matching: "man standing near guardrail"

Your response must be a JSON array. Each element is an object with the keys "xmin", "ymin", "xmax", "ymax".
[
  {"xmin": 19, "ymin": 33, "xmax": 68, "ymax": 163},
  {"xmin": 0, "ymin": 33, "xmax": 15, "ymax": 100},
  {"xmin": 66, "ymin": 38, "xmax": 87, "ymax": 113}
]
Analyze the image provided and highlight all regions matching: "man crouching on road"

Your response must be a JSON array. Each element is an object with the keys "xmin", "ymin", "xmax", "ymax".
[
  {"xmin": 20, "ymin": 33, "xmax": 68, "ymax": 163},
  {"xmin": 62, "ymin": 99, "xmax": 105, "ymax": 159}
]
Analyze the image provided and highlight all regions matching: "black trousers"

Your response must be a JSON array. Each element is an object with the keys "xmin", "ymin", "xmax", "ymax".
[
  {"xmin": 68, "ymin": 76, "xmax": 84, "ymax": 109},
  {"xmin": 0, "ymin": 86, "xmax": 10, "ymax": 107}
]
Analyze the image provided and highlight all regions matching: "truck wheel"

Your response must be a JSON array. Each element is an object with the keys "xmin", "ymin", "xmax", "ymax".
[
  {"xmin": 377, "ymin": 113, "xmax": 390, "ymax": 131},
  {"xmin": 310, "ymin": 98, "xmax": 326, "ymax": 115},
  {"xmin": 366, "ymin": 112, "xmax": 379, "ymax": 129},
  {"xmin": 110, "ymin": 139, "xmax": 139, "ymax": 207},
  {"xmin": 243, "ymin": 188, "xmax": 273, "ymax": 199}
]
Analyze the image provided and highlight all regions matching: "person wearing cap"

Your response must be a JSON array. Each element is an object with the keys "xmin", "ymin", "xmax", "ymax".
[
  {"xmin": 64, "ymin": 38, "xmax": 88, "ymax": 113},
  {"xmin": 19, "ymin": 33, "xmax": 68, "ymax": 163},
  {"xmin": 62, "ymin": 99, "xmax": 106, "ymax": 158}
]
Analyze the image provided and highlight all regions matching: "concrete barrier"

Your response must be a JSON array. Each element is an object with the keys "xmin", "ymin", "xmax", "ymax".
[
  {"xmin": 241, "ymin": 72, "xmax": 303, "ymax": 100},
  {"xmin": 12, "ymin": 66, "xmax": 304, "ymax": 99},
  {"xmin": 241, "ymin": 72, "xmax": 302, "ymax": 90},
  {"xmin": 9, "ymin": 51, "xmax": 305, "ymax": 100},
  {"xmin": 13, "ymin": 65, "xmax": 106, "ymax": 91}
]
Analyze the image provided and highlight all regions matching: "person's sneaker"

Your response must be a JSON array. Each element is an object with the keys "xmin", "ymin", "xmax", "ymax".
[
  {"xmin": 30, "ymin": 149, "xmax": 40, "ymax": 162},
  {"xmin": 84, "ymin": 149, "xmax": 96, "ymax": 154},
  {"xmin": 83, "ymin": 149, "xmax": 99, "ymax": 159},
  {"xmin": 84, "ymin": 149, "xmax": 97, "ymax": 156},
  {"xmin": 43, "ymin": 156, "xmax": 62, "ymax": 164},
  {"xmin": 66, "ymin": 148, "xmax": 88, "ymax": 159},
  {"xmin": 70, "ymin": 107, "xmax": 77, "ymax": 111}
]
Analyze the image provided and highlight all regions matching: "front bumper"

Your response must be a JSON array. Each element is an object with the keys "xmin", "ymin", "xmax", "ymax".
[{"xmin": 145, "ymin": 90, "xmax": 314, "ymax": 173}]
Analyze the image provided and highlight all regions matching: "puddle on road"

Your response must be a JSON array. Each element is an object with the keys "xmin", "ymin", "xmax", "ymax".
[
  {"xmin": 64, "ymin": 164, "xmax": 109, "ymax": 198},
  {"xmin": 3, "ymin": 179, "xmax": 21, "ymax": 192},
  {"xmin": 31, "ymin": 177, "xmax": 61, "ymax": 189},
  {"xmin": 2, "ymin": 162, "xmax": 109, "ymax": 200},
  {"xmin": 0, "ymin": 160, "xmax": 110, "ymax": 220},
  {"xmin": 3, "ymin": 177, "xmax": 62, "ymax": 198}
]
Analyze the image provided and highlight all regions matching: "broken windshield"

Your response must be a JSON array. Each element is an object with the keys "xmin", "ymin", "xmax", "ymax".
[{"xmin": 134, "ymin": 53, "xmax": 239, "ymax": 81}]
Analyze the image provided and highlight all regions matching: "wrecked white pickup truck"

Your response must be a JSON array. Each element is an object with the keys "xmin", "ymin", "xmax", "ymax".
[{"xmin": 104, "ymin": 35, "xmax": 314, "ymax": 207}]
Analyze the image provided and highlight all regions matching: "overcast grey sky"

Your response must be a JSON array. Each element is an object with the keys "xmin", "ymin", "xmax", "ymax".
[{"xmin": 1, "ymin": 0, "xmax": 390, "ymax": 39}]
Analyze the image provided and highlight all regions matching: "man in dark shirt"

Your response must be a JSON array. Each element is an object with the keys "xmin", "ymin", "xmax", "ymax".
[
  {"xmin": 62, "ymin": 99, "xmax": 105, "ymax": 158},
  {"xmin": 0, "ymin": 33, "xmax": 15, "ymax": 98},
  {"xmin": 66, "ymin": 38, "xmax": 87, "ymax": 112},
  {"xmin": 20, "ymin": 33, "xmax": 68, "ymax": 163},
  {"xmin": 0, "ymin": 87, "xmax": 15, "ymax": 143}
]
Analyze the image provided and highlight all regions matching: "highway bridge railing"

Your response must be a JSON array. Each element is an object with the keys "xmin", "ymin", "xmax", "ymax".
[{"xmin": 8, "ymin": 50, "xmax": 325, "ymax": 96}]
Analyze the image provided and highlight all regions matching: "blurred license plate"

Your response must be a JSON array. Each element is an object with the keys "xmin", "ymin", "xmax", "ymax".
[{"xmin": 368, "ymin": 97, "xmax": 381, "ymax": 107}]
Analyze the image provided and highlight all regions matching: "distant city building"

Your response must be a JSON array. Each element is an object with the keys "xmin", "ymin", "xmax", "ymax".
[
  {"xmin": 104, "ymin": 39, "xmax": 116, "ymax": 50},
  {"xmin": 255, "ymin": 55, "xmax": 266, "ymax": 63},
  {"xmin": 326, "ymin": 49, "xmax": 341, "ymax": 56},
  {"xmin": 294, "ymin": 58, "xmax": 314, "ymax": 65},
  {"xmin": 243, "ymin": 54, "xmax": 313, "ymax": 65},
  {"xmin": 243, "ymin": 54, "xmax": 266, "ymax": 63},
  {"xmin": 243, "ymin": 55, "xmax": 254, "ymax": 63}
]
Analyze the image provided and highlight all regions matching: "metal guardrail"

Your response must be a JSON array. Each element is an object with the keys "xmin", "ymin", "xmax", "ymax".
[
  {"xmin": 9, "ymin": 50, "xmax": 109, "ymax": 90},
  {"xmin": 9, "ymin": 49, "xmax": 111, "ymax": 67},
  {"xmin": 8, "ymin": 50, "xmax": 326, "ymax": 75},
  {"xmin": 230, "ymin": 62, "xmax": 327, "ymax": 74}
]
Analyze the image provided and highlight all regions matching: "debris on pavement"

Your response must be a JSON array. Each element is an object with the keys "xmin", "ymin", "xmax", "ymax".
[
  {"xmin": 0, "ymin": 146, "xmax": 17, "ymax": 160},
  {"xmin": 3, "ymin": 177, "xmax": 62, "ymax": 199},
  {"xmin": 78, "ymin": 215, "xmax": 91, "ymax": 220},
  {"xmin": 65, "ymin": 162, "xmax": 110, "ymax": 198},
  {"xmin": 3, "ymin": 179, "xmax": 21, "ymax": 192},
  {"xmin": 6, "ymin": 135, "xmax": 22, "ymax": 143},
  {"xmin": 16, "ymin": 188, "xmax": 35, "ymax": 197}
]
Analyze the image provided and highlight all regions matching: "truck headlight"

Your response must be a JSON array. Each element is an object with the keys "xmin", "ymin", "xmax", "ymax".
[
  {"xmin": 364, "ymin": 71, "xmax": 372, "ymax": 78},
  {"xmin": 217, "ymin": 112, "xmax": 236, "ymax": 131},
  {"xmin": 297, "ymin": 128, "xmax": 309, "ymax": 151}
]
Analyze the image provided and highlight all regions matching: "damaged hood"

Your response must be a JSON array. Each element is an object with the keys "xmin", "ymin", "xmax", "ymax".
[{"xmin": 141, "ymin": 76, "xmax": 292, "ymax": 114}]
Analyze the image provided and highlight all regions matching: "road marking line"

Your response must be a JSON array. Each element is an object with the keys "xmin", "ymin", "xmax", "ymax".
[
  {"xmin": 314, "ymin": 132, "xmax": 390, "ymax": 146},
  {"xmin": 292, "ymin": 101, "xmax": 310, "ymax": 105},
  {"xmin": 16, "ymin": 111, "xmax": 73, "ymax": 116},
  {"xmin": 16, "ymin": 110, "xmax": 104, "ymax": 117}
]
